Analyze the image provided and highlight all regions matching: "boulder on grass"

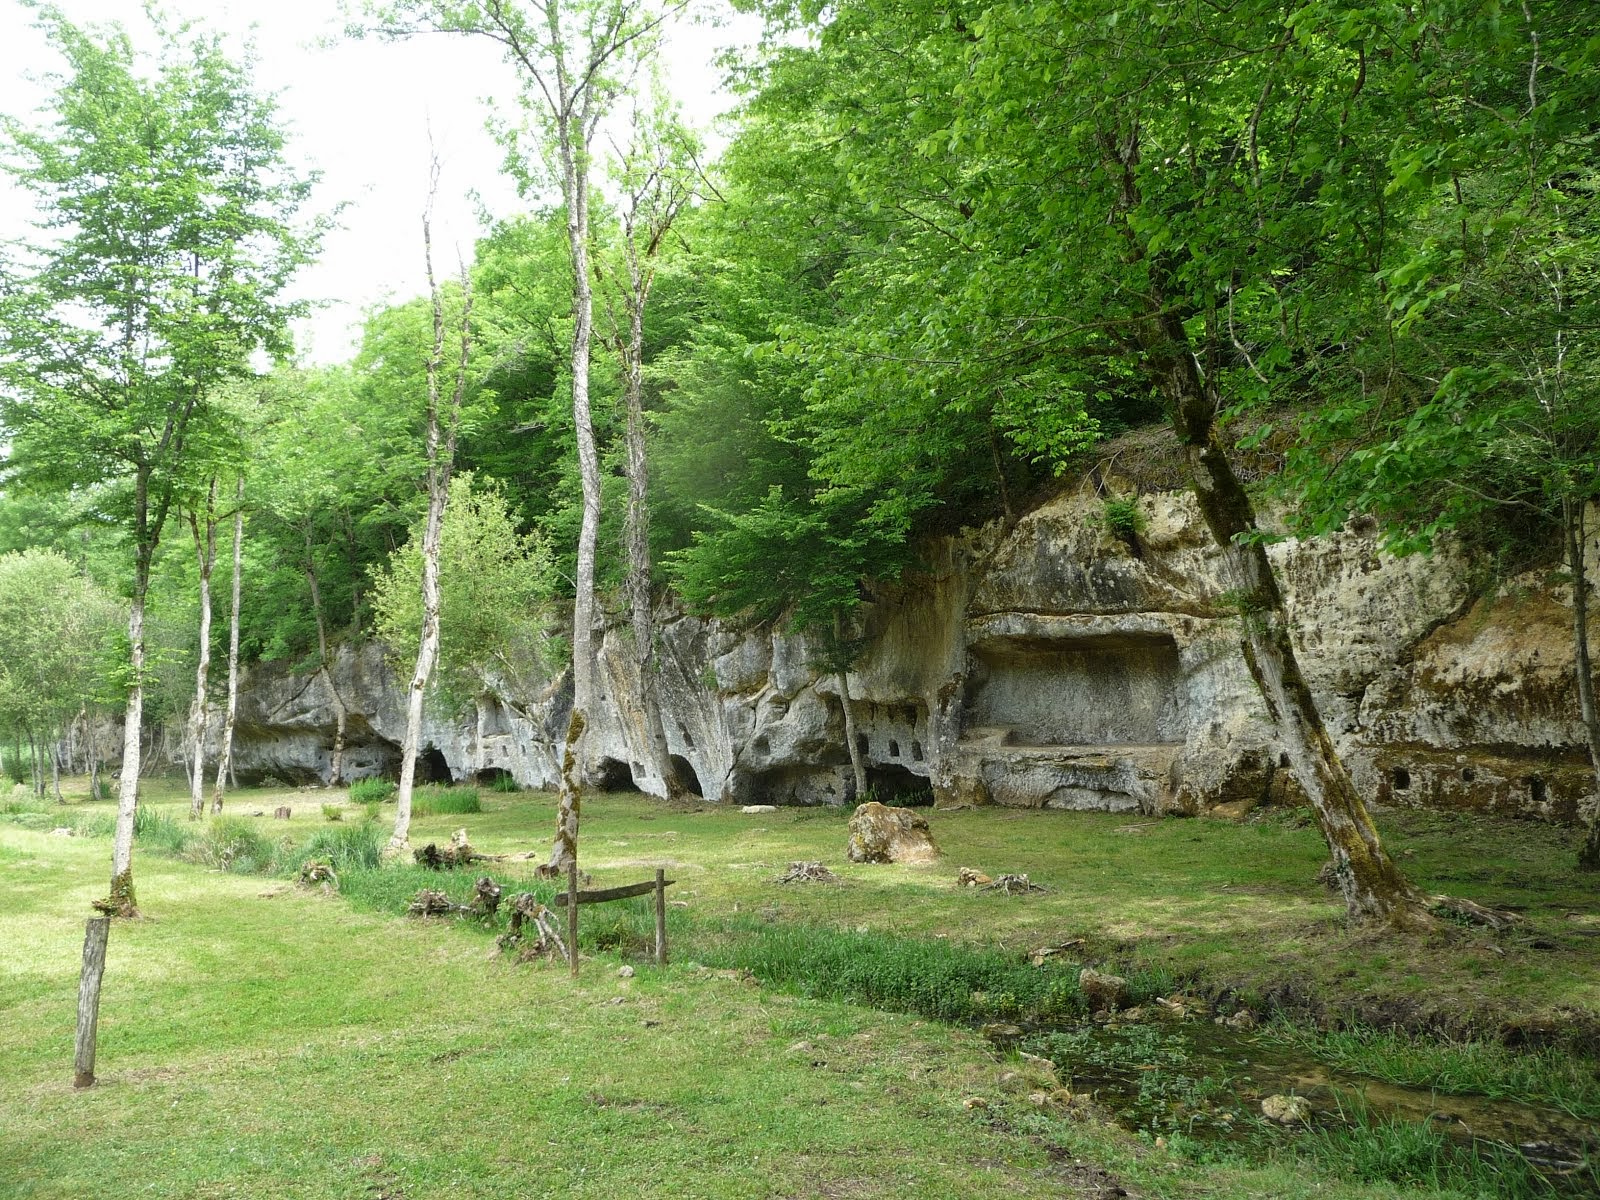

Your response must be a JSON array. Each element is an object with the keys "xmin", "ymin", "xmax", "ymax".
[
  {"xmin": 1078, "ymin": 967, "xmax": 1131, "ymax": 1012},
  {"xmin": 846, "ymin": 801, "xmax": 940, "ymax": 864}
]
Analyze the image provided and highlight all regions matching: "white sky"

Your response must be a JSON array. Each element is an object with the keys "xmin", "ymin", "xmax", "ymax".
[{"xmin": 0, "ymin": 0, "xmax": 758, "ymax": 364}]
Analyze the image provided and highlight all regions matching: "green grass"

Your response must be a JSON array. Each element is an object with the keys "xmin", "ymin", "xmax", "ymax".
[
  {"xmin": 5, "ymin": 781, "xmax": 1597, "ymax": 1200},
  {"xmin": 1276, "ymin": 1024, "xmax": 1600, "ymax": 1121},
  {"xmin": 411, "ymin": 784, "xmax": 482, "ymax": 817},
  {"xmin": 347, "ymin": 777, "xmax": 395, "ymax": 804}
]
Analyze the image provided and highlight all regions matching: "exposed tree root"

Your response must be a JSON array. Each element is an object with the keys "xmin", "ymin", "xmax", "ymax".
[
  {"xmin": 982, "ymin": 873, "xmax": 1048, "ymax": 895},
  {"xmin": 498, "ymin": 890, "xmax": 566, "ymax": 962},
  {"xmin": 774, "ymin": 861, "xmax": 839, "ymax": 884}
]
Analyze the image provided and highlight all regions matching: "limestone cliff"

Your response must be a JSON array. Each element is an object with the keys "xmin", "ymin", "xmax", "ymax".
[{"xmin": 217, "ymin": 485, "xmax": 1600, "ymax": 825}]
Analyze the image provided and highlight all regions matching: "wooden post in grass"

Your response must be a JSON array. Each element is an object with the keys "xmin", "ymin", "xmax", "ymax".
[
  {"xmin": 567, "ymin": 860, "xmax": 579, "ymax": 979},
  {"xmin": 654, "ymin": 867, "xmax": 667, "ymax": 967},
  {"xmin": 74, "ymin": 916, "xmax": 110, "ymax": 1088}
]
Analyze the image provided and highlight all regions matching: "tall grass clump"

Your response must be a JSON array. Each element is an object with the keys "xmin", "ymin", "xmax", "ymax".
[
  {"xmin": 487, "ymin": 772, "xmax": 521, "ymax": 793},
  {"xmin": 694, "ymin": 921, "xmax": 1092, "ymax": 1022},
  {"xmin": 348, "ymin": 777, "xmax": 395, "ymax": 804},
  {"xmin": 411, "ymin": 785, "xmax": 481, "ymax": 817},
  {"xmin": 284, "ymin": 822, "xmax": 384, "ymax": 876},
  {"xmin": 1294, "ymin": 1095, "xmax": 1581, "ymax": 1200},
  {"xmin": 133, "ymin": 804, "xmax": 193, "ymax": 854},
  {"xmin": 184, "ymin": 816, "xmax": 279, "ymax": 874},
  {"xmin": 1278, "ymin": 1025, "xmax": 1600, "ymax": 1121}
]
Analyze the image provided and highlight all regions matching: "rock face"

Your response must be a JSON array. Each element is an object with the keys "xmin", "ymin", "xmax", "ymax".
[
  {"xmin": 845, "ymin": 802, "xmax": 940, "ymax": 864},
  {"xmin": 214, "ymin": 484, "xmax": 1599, "ymax": 827}
]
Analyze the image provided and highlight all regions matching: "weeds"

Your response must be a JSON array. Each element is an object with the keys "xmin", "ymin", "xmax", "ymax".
[
  {"xmin": 134, "ymin": 804, "xmax": 193, "ymax": 854},
  {"xmin": 321, "ymin": 803, "xmax": 343, "ymax": 821},
  {"xmin": 183, "ymin": 816, "xmax": 281, "ymax": 874}
]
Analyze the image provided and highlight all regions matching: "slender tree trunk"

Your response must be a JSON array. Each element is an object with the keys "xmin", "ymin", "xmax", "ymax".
[
  {"xmin": 188, "ymin": 481, "xmax": 218, "ymax": 820},
  {"xmin": 1566, "ymin": 501, "xmax": 1600, "ymax": 871},
  {"xmin": 549, "ymin": 120, "xmax": 601, "ymax": 872},
  {"xmin": 51, "ymin": 735, "xmax": 61, "ymax": 802},
  {"xmin": 838, "ymin": 672, "xmax": 868, "ymax": 803},
  {"xmin": 108, "ymin": 492, "xmax": 153, "ymax": 918},
  {"xmin": 90, "ymin": 753, "xmax": 102, "ymax": 803},
  {"xmin": 390, "ymin": 182, "xmax": 473, "ymax": 853},
  {"xmin": 304, "ymin": 526, "xmax": 349, "ymax": 788},
  {"xmin": 29, "ymin": 731, "xmax": 42, "ymax": 797},
  {"xmin": 1139, "ymin": 306, "xmax": 1425, "ymax": 924},
  {"xmin": 212, "ymin": 481, "xmax": 244, "ymax": 814}
]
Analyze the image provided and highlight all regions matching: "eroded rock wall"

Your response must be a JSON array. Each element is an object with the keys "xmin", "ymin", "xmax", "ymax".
[{"xmin": 218, "ymin": 487, "xmax": 1599, "ymax": 825}]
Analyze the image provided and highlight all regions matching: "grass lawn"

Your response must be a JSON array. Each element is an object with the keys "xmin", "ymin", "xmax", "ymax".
[{"xmin": 2, "ymin": 781, "xmax": 1596, "ymax": 1199}]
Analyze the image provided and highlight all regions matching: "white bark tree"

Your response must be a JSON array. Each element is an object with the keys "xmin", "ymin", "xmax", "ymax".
[
  {"xmin": 211, "ymin": 477, "xmax": 245, "ymax": 813},
  {"xmin": 187, "ymin": 478, "xmax": 219, "ymax": 820},
  {"xmin": 390, "ymin": 171, "xmax": 476, "ymax": 853},
  {"xmin": 366, "ymin": 0, "xmax": 688, "ymax": 873}
]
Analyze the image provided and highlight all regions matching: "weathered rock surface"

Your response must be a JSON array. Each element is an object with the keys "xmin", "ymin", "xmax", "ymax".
[
  {"xmin": 208, "ymin": 483, "xmax": 1599, "ymax": 828},
  {"xmin": 845, "ymin": 801, "xmax": 940, "ymax": 864},
  {"xmin": 1078, "ymin": 968, "xmax": 1131, "ymax": 1013}
]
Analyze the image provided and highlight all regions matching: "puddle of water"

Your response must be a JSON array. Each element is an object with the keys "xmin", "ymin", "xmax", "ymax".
[{"xmin": 1018, "ymin": 1015, "xmax": 1596, "ymax": 1185}]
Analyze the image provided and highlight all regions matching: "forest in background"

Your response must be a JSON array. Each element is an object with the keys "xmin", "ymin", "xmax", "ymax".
[{"xmin": 0, "ymin": 0, "xmax": 1597, "ymax": 918}]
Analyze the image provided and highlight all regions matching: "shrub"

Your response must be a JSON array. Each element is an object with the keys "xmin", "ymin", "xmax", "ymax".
[
  {"xmin": 321, "ymin": 803, "xmax": 343, "ymax": 822},
  {"xmin": 488, "ymin": 772, "xmax": 521, "ymax": 793},
  {"xmin": 348, "ymin": 777, "xmax": 396, "ymax": 804},
  {"xmin": 361, "ymin": 800, "xmax": 381, "ymax": 823},
  {"xmin": 412, "ymin": 785, "xmax": 481, "ymax": 817}
]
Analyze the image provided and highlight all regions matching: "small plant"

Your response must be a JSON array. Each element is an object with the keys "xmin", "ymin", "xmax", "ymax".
[
  {"xmin": 412, "ymin": 785, "xmax": 482, "ymax": 817},
  {"xmin": 348, "ymin": 777, "xmax": 396, "ymax": 805},
  {"xmin": 284, "ymin": 823, "xmax": 384, "ymax": 877},
  {"xmin": 361, "ymin": 800, "xmax": 381, "ymax": 823},
  {"xmin": 488, "ymin": 772, "xmax": 520, "ymax": 793},
  {"xmin": 321, "ymin": 803, "xmax": 343, "ymax": 821},
  {"xmin": 1097, "ymin": 496, "xmax": 1146, "ymax": 541}
]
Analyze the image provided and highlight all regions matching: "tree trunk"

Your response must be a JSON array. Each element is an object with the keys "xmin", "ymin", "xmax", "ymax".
[
  {"xmin": 549, "ymin": 116, "xmax": 601, "ymax": 872},
  {"xmin": 212, "ymin": 481, "xmax": 244, "ymax": 814},
  {"xmin": 108, "ymin": 486, "xmax": 152, "ymax": 918},
  {"xmin": 390, "ymin": 185, "xmax": 472, "ymax": 853},
  {"xmin": 1566, "ymin": 501, "xmax": 1600, "ymax": 871},
  {"xmin": 303, "ymin": 525, "xmax": 350, "ymax": 789},
  {"xmin": 621, "ymin": 243, "xmax": 679, "ymax": 801},
  {"xmin": 51, "ymin": 736, "xmax": 61, "ymax": 802},
  {"xmin": 90, "ymin": 754, "xmax": 102, "ymax": 803},
  {"xmin": 1140, "ymin": 307, "xmax": 1425, "ymax": 925},
  {"xmin": 838, "ymin": 671, "xmax": 868, "ymax": 803},
  {"xmin": 188, "ymin": 481, "xmax": 218, "ymax": 820},
  {"xmin": 29, "ymin": 730, "xmax": 42, "ymax": 797}
]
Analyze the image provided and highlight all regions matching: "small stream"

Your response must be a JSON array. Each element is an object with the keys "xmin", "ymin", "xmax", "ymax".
[{"xmin": 1001, "ymin": 1013, "xmax": 1597, "ymax": 1188}]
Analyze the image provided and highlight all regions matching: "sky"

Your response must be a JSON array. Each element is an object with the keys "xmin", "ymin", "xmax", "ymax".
[{"xmin": 0, "ymin": 0, "xmax": 760, "ymax": 364}]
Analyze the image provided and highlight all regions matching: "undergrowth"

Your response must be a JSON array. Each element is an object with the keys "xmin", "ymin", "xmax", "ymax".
[
  {"xmin": 348, "ymin": 778, "xmax": 395, "ymax": 804},
  {"xmin": 411, "ymin": 785, "xmax": 481, "ymax": 817}
]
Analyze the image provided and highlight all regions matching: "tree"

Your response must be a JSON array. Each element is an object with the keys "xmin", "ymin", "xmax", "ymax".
[
  {"xmin": 363, "ymin": 0, "xmax": 690, "ymax": 871},
  {"xmin": 721, "ymin": 0, "xmax": 1453, "ymax": 922},
  {"xmin": 0, "ymin": 8, "xmax": 320, "ymax": 915},
  {"xmin": 372, "ymin": 473, "xmax": 557, "ymax": 711},
  {"xmin": 1279, "ymin": 3, "xmax": 1600, "ymax": 870},
  {"xmin": 211, "ymin": 476, "xmax": 246, "ymax": 813},
  {"xmin": 599, "ymin": 95, "xmax": 700, "ymax": 799},
  {"xmin": 387, "ymin": 178, "xmax": 476, "ymax": 854}
]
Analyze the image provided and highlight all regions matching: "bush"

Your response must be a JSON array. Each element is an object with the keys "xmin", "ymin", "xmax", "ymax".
[
  {"xmin": 412, "ymin": 785, "xmax": 481, "ymax": 817},
  {"xmin": 321, "ymin": 803, "xmax": 343, "ymax": 821},
  {"xmin": 488, "ymin": 772, "xmax": 521, "ymax": 793},
  {"xmin": 361, "ymin": 800, "xmax": 381, "ymax": 823},
  {"xmin": 1097, "ymin": 496, "xmax": 1146, "ymax": 541},
  {"xmin": 349, "ymin": 777, "xmax": 396, "ymax": 804}
]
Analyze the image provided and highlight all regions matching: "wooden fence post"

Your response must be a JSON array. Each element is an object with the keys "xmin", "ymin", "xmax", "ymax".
[
  {"xmin": 74, "ymin": 916, "xmax": 110, "ymax": 1089},
  {"xmin": 654, "ymin": 868, "xmax": 667, "ymax": 967},
  {"xmin": 567, "ymin": 860, "xmax": 579, "ymax": 979}
]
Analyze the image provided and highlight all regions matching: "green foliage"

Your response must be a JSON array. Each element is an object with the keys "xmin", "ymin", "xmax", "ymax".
[
  {"xmin": 487, "ymin": 773, "xmax": 521, "ymax": 793},
  {"xmin": 321, "ymin": 803, "xmax": 343, "ymax": 822},
  {"xmin": 371, "ymin": 474, "xmax": 558, "ymax": 710},
  {"xmin": 1095, "ymin": 497, "xmax": 1146, "ymax": 542},
  {"xmin": 282, "ymin": 823, "xmax": 385, "ymax": 877},
  {"xmin": 410, "ymin": 786, "xmax": 482, "ymax": 818},
  {"xmin": 348, "ymin": 778, "xmax": 396, "ymax": 805}
]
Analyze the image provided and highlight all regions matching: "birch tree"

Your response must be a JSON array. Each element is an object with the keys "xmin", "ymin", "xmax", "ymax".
[
  {"xmin": 211, "ymin": 477, "xmax": 246, "ymax": 813},
  {"xmin": 389, "ymin": 175, "xmax": 475, "ymax": 854},
  {"xmin": 0, "ymin": 10, "xmax": 319, "ymax": 915},
  {"xmin": 186, "ymin": 479, "xmax": 219, "ymax": 819},
  {"xmin": 364, "ymin": 0, "xmax": 690, "ymax": 870}
]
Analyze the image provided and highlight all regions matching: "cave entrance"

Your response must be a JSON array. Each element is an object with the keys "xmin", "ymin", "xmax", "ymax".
[
  {"xmin": 868, "ymin": 763, "xmax": 933, "ymax": 807},
  {"xmin": 593, "ymin": 756, "xmax": 635, "ymax": 792},
  {"xmin": 964, "ymin": 633, "xmax": 1185, "ymax": 746},
  {"xmin": 419, "ymin": 746, "xmax": 453, "ymax": 784},
  {"xmin": 670, "ymin": 754, "xmax": 703, "ymax": 797},
  {"xmin": 475, "ymin": 767, "xmax": 515, "ymax": 790}
]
